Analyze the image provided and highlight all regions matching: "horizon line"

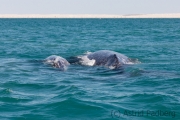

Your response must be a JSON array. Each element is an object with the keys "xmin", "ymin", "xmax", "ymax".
[{"xmin": 0, "ymin": 13, "xmax": 180, "ymax": 18}]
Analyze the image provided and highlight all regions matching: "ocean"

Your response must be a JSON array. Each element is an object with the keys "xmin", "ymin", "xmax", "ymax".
[{"xmin": 0, "ymin": 18, "xmax": 180, "ymax": 120}]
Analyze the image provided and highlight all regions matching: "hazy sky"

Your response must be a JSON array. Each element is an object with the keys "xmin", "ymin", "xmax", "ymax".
[{"xmin": 0, "ymin": 0, "xmax": 180, "ymax": 14}]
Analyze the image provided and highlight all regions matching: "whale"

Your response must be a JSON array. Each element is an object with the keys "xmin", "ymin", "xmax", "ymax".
[
  {"xmin": 44, "ymin": 55, "xmax": 70, "ymax": 71},
  {"xmin": 70, "ymin": 50, "xmax": 135, "ymax": 69}
]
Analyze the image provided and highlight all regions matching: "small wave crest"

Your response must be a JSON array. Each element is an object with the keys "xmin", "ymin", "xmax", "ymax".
[{"xmin": 84, "ymin": 51, "xmax": 92, "ymax": 55}]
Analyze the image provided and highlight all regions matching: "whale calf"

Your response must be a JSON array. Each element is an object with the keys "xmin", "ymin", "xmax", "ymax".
[
  {"xmin": 73, "ymin": 50, "xmax": 135, "ymax": 69},
  {"xmin": 44, "ymin": 55, "xmax": 70, "ymax": 71}
]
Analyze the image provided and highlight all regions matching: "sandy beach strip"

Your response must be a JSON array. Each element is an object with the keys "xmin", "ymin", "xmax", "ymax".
[{"xmin": 0, "ymin": 14, "xmax": 180, "ymax": 18}]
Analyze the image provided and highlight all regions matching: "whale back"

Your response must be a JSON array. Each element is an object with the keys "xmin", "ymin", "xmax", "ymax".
[
  {"xmin": 105, "ymin": 54, "xmax": 121, "ymax": 68},
  {"xmin": 87, "ymin": 50, "xmax": 131, "ymax": 69}
]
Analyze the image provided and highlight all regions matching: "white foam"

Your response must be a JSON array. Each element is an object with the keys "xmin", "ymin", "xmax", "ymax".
[
  {"xmin": 84, "ymin": 51, "xmax": 92, "ymax": 55},
  {"xmin": 108, "ymin": 66, "xmax": 116, "ymax": 69},
  {"xmin": 125, "ymin": 62, "xmax": 135, "ymax": 65},
  {"xmin": 78, "ymin": 55, "xmax": 95, "ymax": 66}
]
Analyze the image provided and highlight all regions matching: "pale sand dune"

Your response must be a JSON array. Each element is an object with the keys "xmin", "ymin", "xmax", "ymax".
[{"xmin": 0, "ymin": 14, "xmax": 180, "ymax": 18}]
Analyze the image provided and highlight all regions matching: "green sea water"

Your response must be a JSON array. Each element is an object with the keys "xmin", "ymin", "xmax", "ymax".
[{"xmin": 0, "ymin": 19, "xmax": 180, "ymax": 120}]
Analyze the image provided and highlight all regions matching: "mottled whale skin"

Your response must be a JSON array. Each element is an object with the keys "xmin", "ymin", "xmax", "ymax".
[
  {"xmin": 44, "ymin": 55, "xmax": 70, "ymax": 71},
  {"xmin": 76, "ymin": 50, "xmax": 133, "ymax": 69}
]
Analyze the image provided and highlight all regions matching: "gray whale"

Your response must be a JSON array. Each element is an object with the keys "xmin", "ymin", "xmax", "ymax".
[
  {"xmin": 44, "ymin": 55, "xmax": 70, "ymax": 71},
  {"xmin": 75, "ymin": 50, "xmax": 134, "ymax": 69}
]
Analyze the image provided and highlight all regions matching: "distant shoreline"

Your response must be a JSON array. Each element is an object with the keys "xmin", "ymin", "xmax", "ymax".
[{"xmin": 0, "ymin": 14, "xmax": 180, "ymax": 18}]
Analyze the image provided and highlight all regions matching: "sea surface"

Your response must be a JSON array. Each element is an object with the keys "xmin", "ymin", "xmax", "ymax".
[{"xmin": 0, "ymin": 19, "xmax": 180, "ymax": 120}]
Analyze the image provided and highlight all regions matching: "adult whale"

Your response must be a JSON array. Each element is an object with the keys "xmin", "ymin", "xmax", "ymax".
[
  {"xmin": 73, "ymin": 50, "xmax": 135, "ymax": 69},
  {"xmin": 44, "ymin": 55, "xmax": 70, "ymax": 71}
]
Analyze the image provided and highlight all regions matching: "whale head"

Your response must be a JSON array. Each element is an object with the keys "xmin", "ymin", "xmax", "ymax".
[{"xmin": 44, "ymin": 55, "xmax": 70, "ymax": 71}]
